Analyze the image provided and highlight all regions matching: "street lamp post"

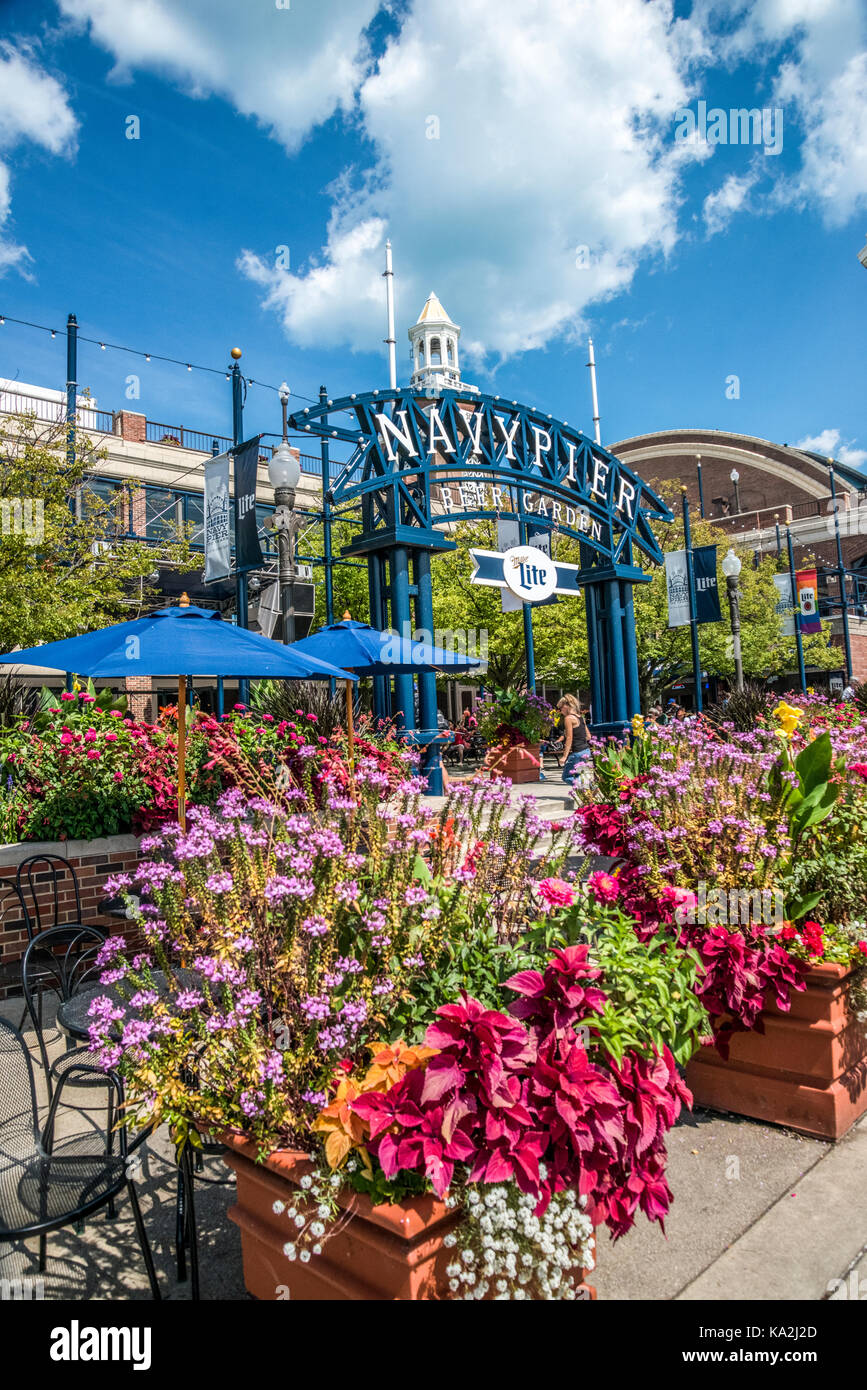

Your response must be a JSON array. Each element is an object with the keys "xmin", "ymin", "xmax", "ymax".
[
  {"xmin": 268, "ymin": 382, "xmax": 302, "ymax": 644},
  {"xmin": 730, "ymin": 468, "xmax": 741, "ymax": 516},
  {"xmin": 722, "ymin": 547, "xmax": 744, "ymax": 692}
]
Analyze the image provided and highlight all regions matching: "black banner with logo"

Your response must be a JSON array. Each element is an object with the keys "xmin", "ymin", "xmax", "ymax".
[
  {"xmin": 694, "ymin": 543, "xmax": 722, "ymax": 624},
  {"xmin": 233, "ymin": 436, "xmax": 263, "ymax": 574}
]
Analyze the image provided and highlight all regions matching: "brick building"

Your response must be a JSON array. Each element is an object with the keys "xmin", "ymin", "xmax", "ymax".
[{"xmin": 612, "ymin": 428, "xmax": 867, "ymax": 681}]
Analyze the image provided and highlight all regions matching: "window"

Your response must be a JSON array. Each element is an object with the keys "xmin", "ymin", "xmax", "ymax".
[
  {"xmin": 145, "ymin": 488, "xmax": 179, "ymax": 540},
  {"xmin": 82, "ymin": 477, "xmax": 126, "ymax": 531},
  {"xmin": 430, "ymin": 337, "xmax": 442, "ymax": 366},
  {"xmin": 446, "ymin": 338, "xmax": 454, "ymax": 364},
  {"xmin": 183, "ymin": 494, "xmax": 204, "ymax": 548}
]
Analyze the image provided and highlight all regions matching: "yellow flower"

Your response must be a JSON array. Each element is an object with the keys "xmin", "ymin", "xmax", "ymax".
[
  {"xmin": 772, "ymin": 700, "xmax": 802, "ymax": 738},
  {"xmin": 631, "ymin": 714, "xmax": 646, "ymax": 739}
]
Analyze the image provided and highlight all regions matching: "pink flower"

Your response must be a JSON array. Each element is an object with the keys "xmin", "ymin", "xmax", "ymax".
[
  {"xmin": 659, "ymin": 883, "xmax": 697, "ymax": 923},
  {"xmin": 586, "ymin": 870, "xmax": 621, "ymax": 904},
  {"xmin": 86, "ymin": 749, "xmax": 100, "ymax": 760},
  {"xmin": 84, "ymin": 728, "xmax": 97, "ymax": 742},
  {"xmin": 850, "ymin": 763, "xmax": 867, "ymax": 780},
  {"xmin": 105, "ymin": 731, "xmax": 119, "ymax": 741},
  {"xmin": 113, "ymin": 770, "xmax": 124, "ymax": 782},
  {"xmin": 60, "ymin": 691, "xmax": 76, "ymax": 701},
  {"xmin": 535, "ymin": 877, "xmax": 576, "ymax": 909},
  {"xmin": 857, "ymin": 942, "xmax": 867, "ymax": 958},
  {"xmin": 79, "ymin": 693, "xmax": 96, "ymax": 703}
]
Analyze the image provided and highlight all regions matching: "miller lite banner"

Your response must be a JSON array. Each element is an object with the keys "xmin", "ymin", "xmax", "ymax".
[
  {"xmin": 665, "ymin": 545, "xmax": 721, "ymax": 628},
  {"xmin": 233, "ymin": 436, "xmax": 264, "ymax": 574},
  {"xmin": 203, "ymin": 451, "xmax": 231, "ymax": 583},
  {"xmin": 796, "ymin": 569, "xmax": 822, "ymax": 634}
]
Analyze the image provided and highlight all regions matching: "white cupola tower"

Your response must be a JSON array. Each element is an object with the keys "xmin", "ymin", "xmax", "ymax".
[{"xmin": 408, "ymin": 292, "xmax": 477, "ymax": 394}]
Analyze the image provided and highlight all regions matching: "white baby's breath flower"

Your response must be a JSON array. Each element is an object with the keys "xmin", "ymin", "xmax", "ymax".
[{"xmin": 272, "ymin": 1200, "xmax": 285, "ymax": 1214}]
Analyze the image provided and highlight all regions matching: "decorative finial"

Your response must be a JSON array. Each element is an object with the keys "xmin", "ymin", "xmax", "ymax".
[
  {"xmin": 230, "ymin": 347, "xmax": 242, "ymax": 360},
  {"xmin": 342, "ymin": 610, "xmax": 351, "ymax": 621},
  {"xmin": 179, "ymin": 592, "xmax": 190, "ymax": 607}
]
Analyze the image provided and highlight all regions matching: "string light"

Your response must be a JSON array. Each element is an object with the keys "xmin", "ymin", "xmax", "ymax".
[{"xmin": 0, "ymin": 310, "xmax": 329, "ymax": 406}]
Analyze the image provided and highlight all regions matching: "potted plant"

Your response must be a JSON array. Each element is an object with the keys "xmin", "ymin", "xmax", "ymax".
[
  {"xmin": 88, "ymin": 774, "xmax": 700, "ymax": 1300},
  {"xmin": 475, "ymin": 689, "xmax": 552, "ymax": 784},
  {"xmin": 576, "ymin": 698, "xmax": 867, "ymax": 1140}
]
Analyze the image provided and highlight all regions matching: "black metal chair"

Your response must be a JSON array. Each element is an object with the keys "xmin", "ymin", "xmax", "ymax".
[
  {"xmin": 0, "ymin": 1015, "xmax": 160, "ymax": 1298},
  {"xmin": 21, "ymin": 925, "xmax": 107, "ymax": 1104},
  {"xmin": 0, "ymin": 882, "xmax": 35, "ymax": 1029},
  {"xmin": 16, "ymin": 853, "xmax": 99, "ymax": 940}
]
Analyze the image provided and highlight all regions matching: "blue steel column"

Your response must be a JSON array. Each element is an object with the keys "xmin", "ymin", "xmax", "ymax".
[
  {"xmin": 65, "ymin": 313, "xmax": 78, "ymax": 694},
  {"xmin": 368, "ymin": 551, "xmax": 389, "ymax": 723},
  {"xmin": 231, "ymin": 356, "xmax": 249, "ymax": 707},
  {"xmin": 389, "ymin": 546, "xmax": 415, "ymax": 730},
  {"xmin": 415, "ymin": 549, "xmax": 442, "ymax": 795},
  {"xmin": 828, "ymin": 466, "xmax": 854, "ymax": 682},
  {"xmin": 621, "ymin": 541, "xmax": 641, "ymax": 718},
  {"xmin": 319, "ymin": 386, "xmax": 335, "ymax": 627},
  {"xmin": 681, "ymin": 492, "xmax": 703, "ymax": 713},
  {"xmin": 604, "ymin": 579, "xmax": 629, "ymax": 724},
  {"xmin": 517, "ymin": 488, "xmax": 536, "ymax": 692}
]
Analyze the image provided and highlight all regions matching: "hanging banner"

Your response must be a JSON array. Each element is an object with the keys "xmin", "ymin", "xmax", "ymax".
[
  {"xmin": 666, "ymin": 546, "xmax": 721, "ymax": 627},
  {"xmin": 796, "ymin": 569, "xmax": 822, "ymax": 633},
  {"xmin": 234, "ymin": 436, "xmax": 264, "ymax": 574},
  {"xmin": 665, "ymin": 550, "xmax": 691, "ymax": 628},
  {"xmin": 693, "ymin": 545, "xmax": 722, "ymax": 624},
  {"xmin": 203, "ymin": 452, "xmax": 231, "ymax": 583},
  {"xmin": 773, "ymin": 573, "xmax": 796, "ymax": 637}
]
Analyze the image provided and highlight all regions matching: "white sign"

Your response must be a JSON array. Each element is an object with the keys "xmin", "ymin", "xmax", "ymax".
[
  {"xmin": 665, "ymin": 549, "xmax": 691, "ymax": 628},
  {"xmin": 502, "ymin": 546, "xmax": 558, "ymax": 602},
  {"xmin": 204, "ymin": 452, "xmax": 231, "ymax": 583},
  {"xmin": 773, "ymin": 574, "xmax": 796, "ymax": 637}
]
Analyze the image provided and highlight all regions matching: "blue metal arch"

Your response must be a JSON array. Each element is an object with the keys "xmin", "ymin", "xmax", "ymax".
[{"xmin": 289, "ymin": 388, "xmax": 673, "ymax": 565}]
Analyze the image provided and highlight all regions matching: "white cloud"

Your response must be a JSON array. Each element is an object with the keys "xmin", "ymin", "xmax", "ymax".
[
  {"xmin": 794, "ymin": 428, "xmax": 867, "ymax": 469},
  {"xmin": 703, "ymin": 169, "xmax": 759, "ymax": 236},
  {"xmin": 239, "ymin": 0, "xmax": 701, "ymax": 363},
  {"xmin": 57, "ymin": 0, "xmax": 380, "ymax": 153},
  {"xmin": 0, "ymin": 43, "xmax": 78, "ymax": 277},
  {"xmin": 719, "ymin": 0, "xmax": 867, "ymax": 226}
]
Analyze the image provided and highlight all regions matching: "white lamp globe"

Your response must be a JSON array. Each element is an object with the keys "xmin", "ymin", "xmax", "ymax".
[
  {"xmin": 269, "ymin": 442, "xmax": 301, "ymax": 490},
  {"xmin": 721, "ymin": 547, "xmax": 742, "ymax": 578}
]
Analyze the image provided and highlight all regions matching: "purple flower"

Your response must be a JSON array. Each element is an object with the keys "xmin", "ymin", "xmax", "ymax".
[
  {"xmin": 301, "ymin": 994, "xmax": 331, "ymax": 1022},
  {"xmin": 175, "ymin": 990, "xmax": 204, "ymax": 1012},
  {"xmin": 239, "ymin": 1089, "xmax": 266, "ymax": 1118},
  {"xmin": 301, "ymin": 915, "xmax": 329, "ymax": 938},
  {"xmin": 335, "ymin": 879, "xmax": 360, "ymax": 904},
  {"xmin": 404, "ymin": 884, "xmax": 429, "ymax": 906},
  {"xmin": 206, "ymin": 871, "xmax": 234, "ymax": 894}
]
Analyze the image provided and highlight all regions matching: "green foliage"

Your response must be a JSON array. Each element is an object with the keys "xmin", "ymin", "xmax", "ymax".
[
  {"xmin": 0, "ymin": 409, "xmax": 196, "ymax": 650},
  {"xmin": 521, "ymin": 902, "xmax": 709, "ymax": 1067},
  {"xmin": 475, "ymin": 687, "xmax": 553, "ymax": 745},
  {"xmin": 781, "ymin": 792, "xmax": 867, "ymax": 927},
  {"xmin": 704, "ymin": 682, "xmax": 773, "ymax": 732},
  {"xmin": 634, "ymin": 480, "xmax": 840, "ymax": 704},
  {"xmin": 252, "ymin": 678, "xmax": 347, "ymax": 737}
]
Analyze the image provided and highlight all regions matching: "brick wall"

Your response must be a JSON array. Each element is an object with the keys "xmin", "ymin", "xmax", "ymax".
[{"xmin": 0, "ymin": 834, "xmax": 145, "ymax": 998}]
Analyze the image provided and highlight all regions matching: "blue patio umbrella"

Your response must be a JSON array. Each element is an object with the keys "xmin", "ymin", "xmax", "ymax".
[
  {"xmin": 0, "ymin": 599, "xmax": 357, "ymax": 826},
  {"xmin": 288, "ymin": 615, "xmax": 480, "ymax": 767}
]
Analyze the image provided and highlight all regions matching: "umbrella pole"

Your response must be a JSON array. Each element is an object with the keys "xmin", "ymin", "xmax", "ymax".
[
  {"xmin": 177, "ymin": 674, "xmax": 186, "ymax": 831},
  {"xmin": 345, "ymin": 679, "xmax": 355, "ymax": 770}
]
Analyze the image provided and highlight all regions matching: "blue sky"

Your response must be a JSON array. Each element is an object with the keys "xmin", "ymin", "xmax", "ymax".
[{"xmin": 0, "ymin": 0, "xmax": 865, "ymax": 466}]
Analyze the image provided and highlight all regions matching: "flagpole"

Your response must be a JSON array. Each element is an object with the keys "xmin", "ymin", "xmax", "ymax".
[
  {"xmin": 787, "ymin": 528, "xmax": 807, "ymax": 694},
  {"xmin": 177, "ymin": 673, "xmax": 187, "ymax": 831},
  {"xmin": 681, "ymin": 490, "xmax": 703, "ymax": 713},
  {"xmin": 231, "ymin": 348, "xmax": 250, "ymax": 707}
]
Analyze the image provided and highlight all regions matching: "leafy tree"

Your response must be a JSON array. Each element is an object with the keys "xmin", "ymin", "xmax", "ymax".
[
  {"xmin": 0, "ymin": 410, "xmax": 195, "ymax": 651},
  {"xmin": 635, "ymin": 482, "xmax": 839, "ymax": 704},
  {"xmin": 302, "ymin": 515, "xmax": 371, "ymax": 627}
]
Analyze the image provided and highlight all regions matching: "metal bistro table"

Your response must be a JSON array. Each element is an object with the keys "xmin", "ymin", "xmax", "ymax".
[{"xmin": 57, "ymin": 966, "xmax": 208, "ymax": 1300}]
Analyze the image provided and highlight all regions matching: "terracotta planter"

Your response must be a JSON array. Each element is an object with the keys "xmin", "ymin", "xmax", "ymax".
[
  {"xmin": 483, "ymin": 742, "xmax": 542, "ymax": 784},
  {"xmin": 686, "ymin": 962, "xmax": 867, "ymax": 1141},
  {"xmin": 224, "ymin": 1137, "xmax": 597, "ymax": 1300}
]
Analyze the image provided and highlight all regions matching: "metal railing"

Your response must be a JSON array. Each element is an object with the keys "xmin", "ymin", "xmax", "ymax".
[{"xmin": 0, "ymin": 389, "xmax": 114, "ymax": 435}]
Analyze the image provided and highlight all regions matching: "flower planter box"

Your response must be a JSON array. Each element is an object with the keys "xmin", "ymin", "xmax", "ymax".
[
  {"xmin": 224, "ymin": 1137, "xmax": 597, "ymax": 1300},
  {"xmin": 483, "ymin": 742, "xmax": 542, "ymax": 784},
  {"xmin": 686, "ymin": 963, "xmax": 867, "ymax": 1141}
]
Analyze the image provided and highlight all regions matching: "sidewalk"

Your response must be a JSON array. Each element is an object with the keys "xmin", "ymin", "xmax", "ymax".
[{"xmin": 3, "ymin": 992, "xmax": 865, "ymax": 1302}]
